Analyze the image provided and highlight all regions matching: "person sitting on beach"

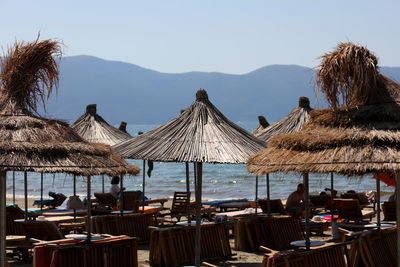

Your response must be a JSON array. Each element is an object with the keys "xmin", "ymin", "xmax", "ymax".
[
  {"xmin": 110, "ymin": 176, "xmax": 125, "ymax": 199},
  {"xmin": 286, "ymin": 184, "xmax": 305, "ymax": 217}
]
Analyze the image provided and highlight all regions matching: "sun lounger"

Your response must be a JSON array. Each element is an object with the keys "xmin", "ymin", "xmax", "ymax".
[
  {"xmin": 94, "ymin": 192, "xmax": 116, "ymax": 209},
  {"xmin": 258, "ymin": 199, "xmax": 287, "ymax": 214},
  {"xmin": 336, "ymin": 199, "xmax": 375, "ymax": 222},
  {"xmin": 149, "ymin": 222, "xmax": 232, "ymax": 266},
  {"xmin": 261, "ymin": 242, "xmax": 348, "ymax": 267},
  {"xmin": 121, "ymin": 191, "xmax": 141, "ymax": 212},
  {"xmin": 33, "ymin": 192, "xmax": 67, "ymax": 209},
  {"xmin": 22, "ymin": 220, "xmax": 65, "ymax": 241}
]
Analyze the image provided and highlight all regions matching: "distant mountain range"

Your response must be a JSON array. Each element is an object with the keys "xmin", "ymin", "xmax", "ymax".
[{"xmin": 46, "ymin": 55, "xmax": 400, "ymax": 125}]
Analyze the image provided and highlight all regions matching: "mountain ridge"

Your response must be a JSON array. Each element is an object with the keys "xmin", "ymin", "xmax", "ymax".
[{"xmin": 46, "ymin": 55, "xmax": 400, "ymax": 126}]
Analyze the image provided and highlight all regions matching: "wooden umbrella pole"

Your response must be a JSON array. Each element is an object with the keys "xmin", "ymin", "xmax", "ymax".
[
  {"xmin": 102, "ymin": 175, "xmax": 105, "ymax": 193},
  {"xmin": 330, "ymin": 172, "xmax": 334, "ymax": 222},
  {"xmin": 0, "ymin": 171, "xmax": 6, "ymax": 267},
  {"xmin": 255, "ymin": 175, "xmax": 258, "ymax": 215},
  {"xmin": 376, "ymin": 173, "xmax": 381, "ymax": 228},
  {"xmin": 193, "ymin": 162, "xmax": 197, "ymax": 193},
  {"xmin": 194, "ymin": 162, "xmax": 202, "ymax": 267},
  {"xmin": 40, "ymin": 173, "xmax": 44, "ymax": 211},
  {"xmin": 186, "ymin": 162, "xmax": 191, "ymax": 224},
  {"xmin": 12, "ymin": 171, "xmax": 15, "ymax": 204},
  {"xmin": 395, "ymin": 172, "xmax": 400, "ymax": 267},
  {"xmin": 24, "ymin": 171, "xmax": 28, "ymax": 221},
  {"xmin": 120, "ymin": 175, "xmax": 124, "ymax": 215},
  {"xmin": 266, "ymin": 174, "xmax": 270, "ymax": 215},
  {"xmin": 73, "ymin": 175, "xmax": 77, "ymax": 220},
  {"xmin": 86, "ymin": 175, "xmax": 91, "ymax": 241},
  {"xmin": 142, "ymin": 160, "xmax": 146, "ymax": 213},
  {"xmin": 303, "ymin": 172, "xmax": 310, "ymax": 250}
]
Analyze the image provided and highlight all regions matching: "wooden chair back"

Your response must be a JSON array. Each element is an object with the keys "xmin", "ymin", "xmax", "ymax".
[
  {"xmin": 258, "ymin": 199, "xmax": 287, "ymax": 214},
  {"xmin": 309, "ymin": 195, "xmax": 330, "ymax": 208},
  {"xmin": 337, "ymin": 199, "xmax": 363, "ymax": 221},
  {"xmin": 262, "ymin": 243, "xmax": 348, "ymax": 267},
  {"xmin": 170, "ymin": 191, "xmax": 191, "ymax": 221},
  {"xmin": 121, "ymin": 191, "xmax": 141, "ymax": 212},
  {"xmin": 94, "ymin": 192, "xmax": 117, "ymax": 207},
  {"xmin": 358, "ymin": 228, "xmax": 397, "ymax": 267},
  {"xmin": 382, "ymin": 201, "xmax": 396, "ymax": 221},
  {"xmin": 6, "ymin": 205, "xmax": 25, "ymax": 235},
  {"xmin": 22, "ymin": 220, "xmax": 65, "ymax": 241}
]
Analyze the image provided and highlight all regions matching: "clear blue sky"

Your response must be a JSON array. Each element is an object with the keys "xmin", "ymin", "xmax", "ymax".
[{"xmin": 1, "ymin": 0, "xmax": 399, "ymax": 74}]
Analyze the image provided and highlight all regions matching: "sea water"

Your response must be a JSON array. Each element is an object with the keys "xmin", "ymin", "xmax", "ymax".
[{"xmin": 5, "ymin": 123, "xmax": 394, "ymax": 202}]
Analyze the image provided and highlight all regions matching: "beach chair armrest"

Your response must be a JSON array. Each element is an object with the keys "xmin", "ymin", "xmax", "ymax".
[
  {"xmin": 338, "ymin": 227, "xmax": 364, "ymax": 238},
  {"xmin": 259, "ymin": 245, "xmax": 278, "ymax": 254}
]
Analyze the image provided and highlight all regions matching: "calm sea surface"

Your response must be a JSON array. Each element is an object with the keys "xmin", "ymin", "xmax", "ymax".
[{"xmin": 6, "ymin": 123, "xmax": 394, "ymax": 201}]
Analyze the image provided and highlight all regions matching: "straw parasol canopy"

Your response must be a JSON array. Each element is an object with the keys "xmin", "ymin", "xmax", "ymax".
[
  {"xmin": 114, "ymin": 89, "xmax": 266, "ymax": 163},
  {"xmin": 0, "ymin": 38, "xmax": 133, "ymax": 177},
  {"xmin": 247, "ymin": 42, "xmax": 400, "ymax": 176},
  {"xmin": 255, "ymin": 97, "xmax": 312, "ymax": 143},
  {"xmin": 114, "ymin": 89, "xmax": 265, "ymax": 267},
  {"xmin": 252, "ymin": 115, "xmax": 269, "ymax": 136},
  {"xmin": 71, "ymin": 104, "xmax": 132, "ymax": 146}
]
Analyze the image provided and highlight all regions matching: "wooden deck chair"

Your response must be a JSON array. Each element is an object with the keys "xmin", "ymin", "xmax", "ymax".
[
  {"xmin": 22, "ymin": 220, "xmax": 65, "ymax": 241},
  {"xmin": 358, "ymin": 228, "xmax": 397, "ymax": 267},
  {"xmin": 6, "ymin": 205, "xmax": 26, "ymax": 235},
  {"xmin": 337, "ymin": 199, "xmax": 375, "ymax": 222},
  {"xmin": 121, "ymin": 191, "xmax": 141, "ymax": 212},
  {"xmin": 261, "ymin": 242, "xmax": 348, "ymax": 267},
  {"xmin": 164, "ymin": 191, "xmax": 191, "ymax": 222},
  {"xmin": 309, "ymin": 195, "xmax": 330, "ymax": 209},
  {"xmin": 94, "ymin": 192, "xmax": 117, "ymax": 208},
  {"xmin": 382, "ymin": 201, "xmax": 396, "ymax": 221},
  {"xmin": 258, "ymin": 199, "xmax": 287, "ymax": 214}
]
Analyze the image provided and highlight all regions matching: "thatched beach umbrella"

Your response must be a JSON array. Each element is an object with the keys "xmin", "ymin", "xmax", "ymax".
[
  {"xmin": 114, "ymin": 89, "xmax": 266, "ymax": 266},
  {"xmin": 255, "ymin": 96, "xmax": 312, "ymax": 143},
  {"xmin": 253, "ymin": 97, "xmax": 312, "ymax": 213},
  {"xmin": 248, "ymin": 43, "xmax": 400, "ymax": 257},
  {"xmin": 251, "ymin": 115, "xmax": 269, "ymax": 136},
  {"xmin": 0, "ymin": 38, "xmax": 134, "ymax": 267},
  {"xmin": 71, "ymin": 104, "xmax": 131, "ymax": 146},
  {"xmin": 71, "ymin": 104, "xmax": 133, "ymax": 193}
]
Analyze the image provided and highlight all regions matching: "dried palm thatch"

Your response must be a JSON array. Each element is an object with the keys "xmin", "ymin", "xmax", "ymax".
[
  {"xmin": 0, "ymin": 38, "xmax": 135, "ymax": 176},
  {"xmin": 113, "ymin": 89, "xmax": 266, "ymax": 164},
  {"xmin": 255, "ymin": 97, "xmax": 312, "ymax": 143},
  {"xmin": 251, "ymin": 115, "xmax": 269, "ymax": 136},
  {"xmin": 71, "ymin": 104, "xmax": 132, "ymax": 146},
  {"xmin": 247, "ymin": 43, "xmax": 400, "ymax": 176},
  {"xmin": 316, "ymin": 42, "xmax": 383, "ymax": 108},
  {"xmin": 0, "ymin": 38, "xmax": 61, "ymax": 115}
]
